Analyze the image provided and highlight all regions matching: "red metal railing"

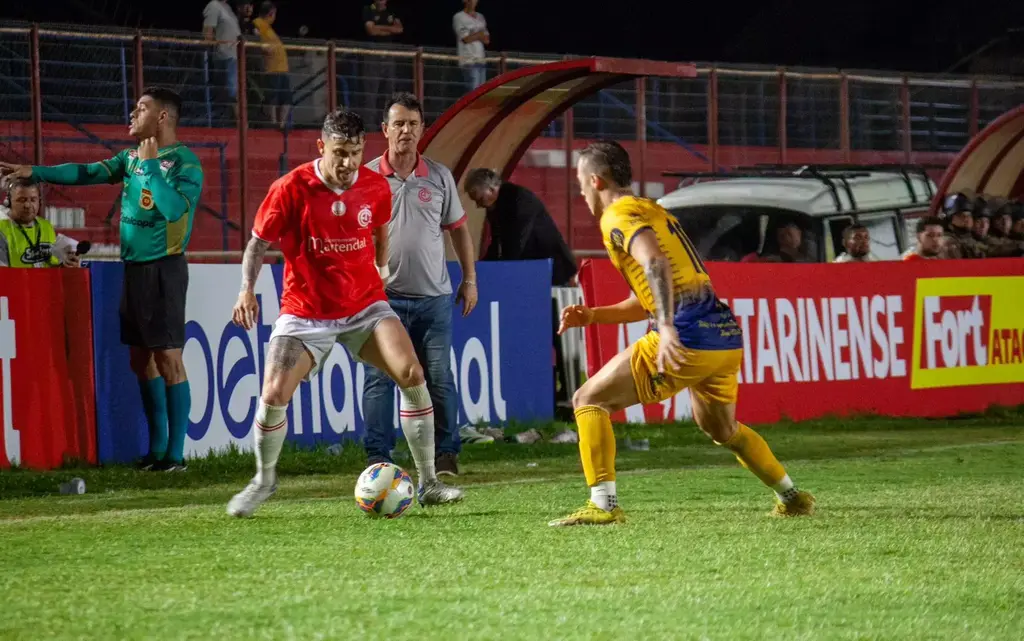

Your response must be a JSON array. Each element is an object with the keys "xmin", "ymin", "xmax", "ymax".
[{"xmin": 3, "ymin": 24, "xmax": 1024, "ymax": 258}]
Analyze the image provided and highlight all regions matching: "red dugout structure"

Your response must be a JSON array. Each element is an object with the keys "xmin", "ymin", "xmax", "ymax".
[{"xmin": 418, "ymin": 57, "xmax": 698, "ymax": 257}]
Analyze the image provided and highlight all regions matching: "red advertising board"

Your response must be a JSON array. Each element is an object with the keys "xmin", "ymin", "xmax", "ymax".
[
  {"xmin": 577, "ymin": 258, "xmax": 1024, "ymax": 425},
  {"xmin": 0, "ymin": 269, "xmax": 98, "ymax": 469}
]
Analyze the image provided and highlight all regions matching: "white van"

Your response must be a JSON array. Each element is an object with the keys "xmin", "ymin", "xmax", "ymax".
[{"xmin": 657, "ymin": 165, "xmax": 938, "ymax": 262}]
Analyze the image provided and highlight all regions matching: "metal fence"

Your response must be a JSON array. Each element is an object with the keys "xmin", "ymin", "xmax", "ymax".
[{"xmin": 1, "ymin": 22, "xmax": 1023, "ymax": 254}]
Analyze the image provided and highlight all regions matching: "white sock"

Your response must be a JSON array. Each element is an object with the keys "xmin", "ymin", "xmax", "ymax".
[
  {"xmin": 399, "ymin": 384, "xmax": 436, "ymax": 485},
  {"xmin": 254, "ymin": 401, "xmax": 288, "ymax": 486},
  {"xmin": 772, "ymin": 475, "xmax": 798, "ymax": 503},
  {"xmin": 590, "ymin": 481, "xmax": 617, "ymax": 511}
]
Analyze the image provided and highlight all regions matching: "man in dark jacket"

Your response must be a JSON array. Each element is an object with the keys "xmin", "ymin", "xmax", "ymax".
[{"xmin": 465, "ymin": 168, "xmax": 577, "ymax": 286}]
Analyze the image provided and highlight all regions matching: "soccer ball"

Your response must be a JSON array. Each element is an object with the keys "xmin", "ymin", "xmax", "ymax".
[{"xmin": 354, "ymin": 462, "xmax": 415, "ymax": 519}]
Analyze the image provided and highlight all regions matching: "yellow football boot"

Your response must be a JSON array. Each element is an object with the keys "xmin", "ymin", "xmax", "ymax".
[
  {"xmin": 770, "ymin": 490, "xmax": 816, "ymax": 517},
  {"xmin": 548, "ymin": 500, "xmax": 626, "ymax": 527}
]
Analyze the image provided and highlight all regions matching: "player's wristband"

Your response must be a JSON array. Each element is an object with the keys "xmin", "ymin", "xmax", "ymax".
[
  {"xmin": 377, "ymin": 263, "xmax": 391, "ymax": 281},
  {"xmin": 463, "ymin": 280, "xmax": 476, "ymax": 286}
]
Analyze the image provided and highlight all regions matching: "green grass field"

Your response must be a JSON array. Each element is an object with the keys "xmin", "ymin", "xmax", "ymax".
[{"xmin": 1, "ymin": 412, "xmax": 1023, "ymax": 640}]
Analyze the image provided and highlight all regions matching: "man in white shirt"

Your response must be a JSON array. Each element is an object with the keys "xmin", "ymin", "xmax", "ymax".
[
  {"xmin": 203, "ymin": 0, "xmax": 245, "ymax": 122},
  {"xmin": 834, "ymin": 224, "xmax": 878, "ymax": 262},
  {"xmin": 453, "ymin": 0, "xmax": 489, "ymax": 91}
]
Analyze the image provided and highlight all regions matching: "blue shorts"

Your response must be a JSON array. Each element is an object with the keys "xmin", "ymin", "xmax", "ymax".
[{"xmin": 267, "ymin": 73, "xmax": 292, "ymax": 106}]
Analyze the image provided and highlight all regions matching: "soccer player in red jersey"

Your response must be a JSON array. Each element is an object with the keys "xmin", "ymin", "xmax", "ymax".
[{"xmin": 226, "ymin": 109, "xmax": 464, "ymax": 517}]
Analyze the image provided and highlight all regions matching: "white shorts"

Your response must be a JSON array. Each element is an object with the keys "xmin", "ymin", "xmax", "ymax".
[{"xmin": 268, "ymin": 300, "xmax": 398, "ymax": 380}]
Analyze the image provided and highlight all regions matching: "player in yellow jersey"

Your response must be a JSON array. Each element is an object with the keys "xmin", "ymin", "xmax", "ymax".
[{"xmin": 549, "ymin": 141, "xmax": 815, "ymax": 526}]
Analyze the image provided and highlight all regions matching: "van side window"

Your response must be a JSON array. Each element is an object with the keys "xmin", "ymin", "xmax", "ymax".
[
  {"xmin": 827, "ymin": 213, "xmax": 902, "ymax": 260},
  {"xmin": 669, "ymin": 206, "xmax": 817, "ymax": 263}
]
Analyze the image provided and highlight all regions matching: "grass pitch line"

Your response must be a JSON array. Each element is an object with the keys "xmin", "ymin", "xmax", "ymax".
[{"xmin": 1, "ymin": 438, "xmax": 1020, "ymax": 526}]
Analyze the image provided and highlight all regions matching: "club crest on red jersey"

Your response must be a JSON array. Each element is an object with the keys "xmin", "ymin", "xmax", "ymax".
[
  {"xmin": 357, "ymin": 204, "xmax": 373, "ymax": 228},
  {"xmin": 332, "ymin": 201, "xmax": 346, "ymax": 216}
]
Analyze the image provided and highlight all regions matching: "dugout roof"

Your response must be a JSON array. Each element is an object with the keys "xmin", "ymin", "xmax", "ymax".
[
  {"xmin": 931, "ymin": 105, "xmax": 1024, "ymax": 212},
  {"xmin": 419, "ymin": 57, "xmax": 698, "ymax": 257}
]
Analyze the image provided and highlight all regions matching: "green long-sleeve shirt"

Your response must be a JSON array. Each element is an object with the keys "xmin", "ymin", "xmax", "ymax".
[{"xmin": 32, "ymin": 142, "xmax": 204, "ymax": 263}]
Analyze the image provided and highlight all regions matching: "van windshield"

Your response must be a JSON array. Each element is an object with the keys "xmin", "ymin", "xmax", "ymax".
[{"xmin": 665, "ymin": 205, "xmax": 821, "ymax": 263}]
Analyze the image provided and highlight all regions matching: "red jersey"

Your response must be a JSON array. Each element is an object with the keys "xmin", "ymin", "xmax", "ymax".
[{"xmin": 253, "ymin": 161, "xmax": 392, "ymax": 319}]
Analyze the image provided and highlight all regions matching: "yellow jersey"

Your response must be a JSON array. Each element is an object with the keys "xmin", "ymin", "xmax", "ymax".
[
  {"xmin": 253, "ymin": 18, "xmax": 289, "ymax": 73},
  {"xmin": 600, "ymin": 195, "xmax": 742, "ymax": 350}
]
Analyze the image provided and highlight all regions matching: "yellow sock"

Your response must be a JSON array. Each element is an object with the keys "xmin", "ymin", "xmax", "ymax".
[
  {"xmin": 718, "ymin": 423, "xmax": 787, "ymax": 488},
  {"xmin": 574, "ymin": 405, "xmax": 616, "ymax": 486}
]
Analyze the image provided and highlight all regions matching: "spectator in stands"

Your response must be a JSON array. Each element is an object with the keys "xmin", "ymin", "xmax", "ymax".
[
  {"xmin": 363, "ymin": 1, "xmax": 404, "ymax": 115},
  {"xmin": 465, "ymin": 168, "xmax": 578, "ymax": 286},
  {"xmin": 972, "ymin": 199, "xmax": 991, "ymax": 239},
  {"xmin": 742, "ymin": 219, "xmax": 811, "ymax": 262},
  {"xmin": 253, "ymin": 1, "xmax": 291, "ymax": 130},
  {"xmin": 454, "ymin": 0, "xmax": 489, "ymax": 91},
  {"xmin": 238, "ymin": 1, "xmax": 255, "ymax": 34},
  {"xmin": 972, "ymin": 202, "xmax": 1020, "ymax": 257},
  {"xmin": 833, "ymin": 224, "xmax": 877, "ymax": 262},
  {"xmin": 990, "ymin": 201, "xmax": 1014, "ymax": 239},
  {"xmin": 1010, "ymin": 202, "xmax": 1024, "ymax": 241},
  {"xmin": 0, "ymin": 177, "xmax": 81, "ymax": 268},
  {"xmin": 902, "ymin": 217, "xmax": 945, "ymax": 260},
  {"xmin": 202, "ymin": 0, "xmax": 243, "ymax": 123},
  {"xmin": 363, "ymin": 92, "xmax": 481, "ymax": 477},
  {"xmin": 940, "ymin": 193, "xmax": 987, "ymax": 259}
]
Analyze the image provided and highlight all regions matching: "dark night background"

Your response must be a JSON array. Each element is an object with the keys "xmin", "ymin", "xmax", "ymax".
[{"xmin": 5, "ymin": 0, "xmax": 1024, "ymax": 73}]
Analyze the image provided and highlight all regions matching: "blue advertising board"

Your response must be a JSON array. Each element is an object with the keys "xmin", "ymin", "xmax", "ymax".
[{"xmin": 90, "ymin": 260, "xmax": 554, "ymax": 463}]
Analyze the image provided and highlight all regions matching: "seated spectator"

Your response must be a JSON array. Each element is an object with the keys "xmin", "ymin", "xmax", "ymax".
[
  {"xmin": 833, "ymin": 224, "xmax": 878, "ymax": 262},
  {"xmin": 902, "ymin": 217, "xmax": 945, "ymax": 260},
  {"xmin": 1010, "ymin": 201, "xmax": 1024, "ymax": 241},
  {"xmin": 990, "ymin": 201, "xmax": 1014, "ymax": 239},
  {"xmin": 464, "ymin": 167, "xmax": 577, "ymax": 286},
  {"xmin": 742, "ymin": 220, "xmax": 812, "ymax": 263},
  {"xmin": 940, "ymin": 193, "xmax": 987, "ymax": 259},
  {"xmin": 0, "ymin": 177, "xmax": 81, "ymax": 268},
  {"xmin": 975, "ymin": 201, "xmax": 1023, "ymax": 258}
]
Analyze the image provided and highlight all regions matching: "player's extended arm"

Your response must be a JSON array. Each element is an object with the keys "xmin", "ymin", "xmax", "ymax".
[
  {"xmin": 628, "ymin": 229, "xmax": 674, "ymax": 327},
  {"xmin": 142, "ymin": 160, "xmax": 201, "ymax": 222},
  {"xmin": 590, "ymin": 295, "xmax": 647, "ymax": 325},
  {"xmin": 240, "ymin": 236, "xmax": 271, "ymax": 293},
  {"xmin": 32, "ymin": 157, "xmax": 124, "ymax": 186}
]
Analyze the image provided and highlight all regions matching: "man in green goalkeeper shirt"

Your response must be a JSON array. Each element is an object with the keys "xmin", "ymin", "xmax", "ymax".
[{"xmin": 0, "ymin": 86, "xmax": 204, "ymax": 471}]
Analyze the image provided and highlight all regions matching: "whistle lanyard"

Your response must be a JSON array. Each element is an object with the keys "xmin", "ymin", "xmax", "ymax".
[{"xmin": 15, "ymin": 222, "xmax": 42, "ymax": 253}]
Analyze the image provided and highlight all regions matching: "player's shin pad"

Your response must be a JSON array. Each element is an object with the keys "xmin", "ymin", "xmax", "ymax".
[
  {"xmin": 574, "ymin": 405, "xmax": 616, "ymax": 486},
  {"xmin": 718, "ymin": 423, "xmax": 787, "ymax": 487},
  {"xmin": 399, "ymin": 384, "xmax": 436, "ymax": 483}
]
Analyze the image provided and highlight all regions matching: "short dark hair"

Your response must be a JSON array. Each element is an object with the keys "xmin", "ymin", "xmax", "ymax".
[
  {"xmin": 578, "ymin": 140, "xmax": 632, "ymax": 188},
  {"xmin": 5, "ymin": 176, "xmax": 37, "ymax": 192},
  {"xmin": 842, "ymin": 223, "xmax": 868, "ymax": 242},
  {"xmin": 2, "ymin": 176, "xmax": 38, "ymax": 207},
  {"xmin": 382, "ymin": 92, "xmax": 424, "ymax": 124},
  {"xmin": 141, "ymin": 86, "xmax": 183, "ymax": 123},
  {"xmin": 259, "ymin": 1, "xmax": 275, "ymax": 17},
  {"xmin": 916, "ymin": 216, "xmax": 944, "ymax": 234},
  {"xmin": 465, "ymin": 168, "xmax": 500, "ymax": 192},
  {"xmin": 322, "ymin": 108, "xmax": 365, "ymax": 141}
]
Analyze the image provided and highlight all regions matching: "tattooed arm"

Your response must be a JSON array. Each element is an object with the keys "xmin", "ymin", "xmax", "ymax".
[
  {"xmin": 628, "ymin": 230, "xmax": 674, "ymax": 326},
  {"xmin": 232, "ymin": 236, "xmax": 271, "ymax": 330},
  {"xmin": 240, "ymin": 236, "xmax": 271, "ymax": 293},
  {"xmin": 629, "ymin": 229, "xmax": 686, "ymax": 372}
]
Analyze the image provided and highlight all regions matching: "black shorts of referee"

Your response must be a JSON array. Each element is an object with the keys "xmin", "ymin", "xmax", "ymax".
[{"xmin": 119, "ymin": 254, "xmax": 189, "ymax": 349}]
